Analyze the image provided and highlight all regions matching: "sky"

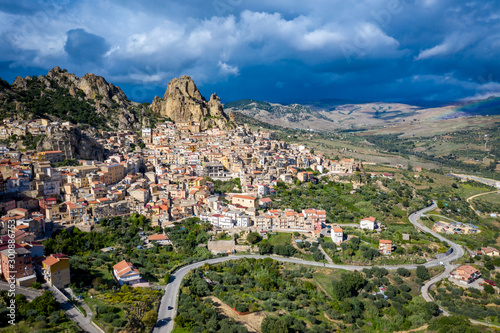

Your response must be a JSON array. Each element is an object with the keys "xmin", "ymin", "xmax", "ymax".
[{"xmin": 0, "ymin": 0, "xmax": 499, "ymax": 104}]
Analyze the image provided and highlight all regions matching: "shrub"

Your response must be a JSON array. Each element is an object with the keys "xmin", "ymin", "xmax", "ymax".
[
  {"xmin": 416, "ymin": 266, "xmax": 430, "ymax": 281},
  {"xmin": 112, "ymin": 318, "xmax": 127, "ymax": 327},
  {"xmin": 397, "ymin": 267, "xmax": 411, "ymax": 277},
  {"xmin": 101, "ymin": 313, "xmax": 118, "ymax": 323}
]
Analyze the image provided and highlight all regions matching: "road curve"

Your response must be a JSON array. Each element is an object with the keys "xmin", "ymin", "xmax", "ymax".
[{"xmin": 154, "ymin": 202, "xmax": 464, "ymax": 333}]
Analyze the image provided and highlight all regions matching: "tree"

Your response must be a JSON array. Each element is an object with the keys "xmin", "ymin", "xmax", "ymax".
[
  {"xmin": 259, "ymin": 242, "xmax": 273, "ymax": 255},
  {"xmin": 363, "ymin": 248, "xmax": 380, "ymax": 260},
  {"xmin": 259, "ymin": 276, "xmax": 276, "ymax": 291},
  {"xmin": 484, "ymin": 260, "xmax": 495, "ymax": 271},
  {"xmin": 247, "ymin": 232, "xmax": 262, "ymax": 244},
  {"xmin": 349, "ymin": 237, "xmax": 361, "ymax": 251},
  {"xmin": 437, "ymin": 200, "xmax": 445, "ymax": 209},
  {"xmin": 235, "ymin": 303, "xmax": 248, "ymax": 313},
  {"xmin": 261, "ymin": 316, "xmax": 288, "ymax": 333},
  {"xmin": 397, "ymin": 267, "xmax": 411, "ymax": 277},
  {"xmin": 483, "ymin": 283, "xmax": 495, "ymax": 294},
  {"xmin": 428, "ymin": 315, "xmax": 479, "ymax": 333},
  {"xmin": 332, "ymin": 271, "xmax": 365, "ymax": 300},
  {"xmin": 142, "ymin": 309, "xmax": 158, "ymax": 326},
  {"xmin": 423, "ymin": 302, "xmax": 441, "ymax": 319},
  {"xmin": 164, "ymin": 273, "xmax": 171, "ymax": 284},
  {"xmin": 416, "ymin": 266, "xmax": 430, "ymax": 281}
]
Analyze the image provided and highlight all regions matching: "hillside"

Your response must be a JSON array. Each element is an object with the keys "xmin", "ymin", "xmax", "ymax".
[
  {"xmin": 0, "ymin": 67, "xmax": 232, "ymax": 132},
  {"xmin": 0, "ymin": 67, "xmax": 157, "ymax": 130},
  {"xmin": 225, "ymin": 98, "xmax": 500, "ymax": 132}
]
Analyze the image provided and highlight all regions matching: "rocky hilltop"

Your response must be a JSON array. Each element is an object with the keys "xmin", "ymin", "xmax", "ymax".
[
  {"xmin": 8, "ymin": 66, "xmax": 143, "ymax": 130},
  {"xmin": 151, "ymin": 76, "xmax": 233, "ymax": 130}
]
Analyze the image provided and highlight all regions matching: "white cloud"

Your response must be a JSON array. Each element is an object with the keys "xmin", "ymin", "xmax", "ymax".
[
  {"xmin": 416, "ymin": 42, "xmax": 450, "ymax": 60},
  {"xmin": 218, "ymin": 61, "xmax": 239, "ymax": 76},
  {"xmin": 416, "ymin": 33, "xmax": 474, "ymax": 60}
]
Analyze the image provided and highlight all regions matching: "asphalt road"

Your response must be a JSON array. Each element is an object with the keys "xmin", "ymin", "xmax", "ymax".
[
  {"xmin": 154, "ymin": 202, "xmax": 467, "ymax": 333},
  {"xmin": 49, "ymin": 286, "xmax": 101, "ymax": 333},
  {"xmin": 0, "ymin": 282, "xmax": 42, "ymax": 300},
  {"xmin": 451, "ymin": 173, "xmax": 500, "ymax": 189}
]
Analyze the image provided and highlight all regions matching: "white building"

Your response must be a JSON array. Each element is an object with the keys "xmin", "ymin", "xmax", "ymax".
[
  {"xmin": 257, "ymin": 184, "xmax": 269, "ymax": 197},
  {"xmin": 142, "ymin": 128, "xmax": 152, "ymax": 137},
  {"xmin": 112, "ymin": 260, "xmax": 142, "ymax": 286},
  {"xmin": 360, "ymin": 217, "xmax": 377, "ymax": 230},
  {"xmin": 331, "ymin": 227, "xmax": 343, "ymax": 244},
  {"xmin": 218, "ymin": 215, "xmax": 234, "ymax": 228},
  {"xmin": 236, "ymin": 215, "xmax": 251, "ymax": 227}
]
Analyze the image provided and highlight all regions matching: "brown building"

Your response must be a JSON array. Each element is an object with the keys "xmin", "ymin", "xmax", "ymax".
[
  {"xmin": 100, "ymin": 164, "xmax": 125, "ymax": 184},
  {"xmin": 42, "ymin": 254, "xmax": 70, "ymax": 288},
  {"xmin": 231, "ymin": 194, "xmax": 258, "ymax": 209},
  {"xmin": 379, "ymin": 239, "xmax": 392, "ymax": 255},
  {"xmin": 455, "ymin": 265, "xmax": 481, "ymax": 283},
  {"xmin": 32, "ymin": 151, "xmax": 63, "ymax": 163},
  {"xmin": 0, "ymin": 245, "xmax": 36, "ymax": 286}
]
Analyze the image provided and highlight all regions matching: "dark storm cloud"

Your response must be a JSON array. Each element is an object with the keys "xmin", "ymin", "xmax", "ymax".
[
  {"xmin": 0, "ymin": 0, "xmax": 499, "ymax": 103},
  {"xmin": 64, "ymin": 29, "xmax": 110, "ymax": 64}
]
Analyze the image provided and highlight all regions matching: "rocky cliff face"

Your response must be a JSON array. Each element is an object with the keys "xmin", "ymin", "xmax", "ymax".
[
  {"xmin": 10, "ymin": 67, "xmax": 143, "ymax": 130},
  {"xmin": 36, "ymin": 127, "xmax": 106, "ymax": 161},
  {"xmin": 151, "ymin": 76, "xmax": 232, "ymax": 130}
]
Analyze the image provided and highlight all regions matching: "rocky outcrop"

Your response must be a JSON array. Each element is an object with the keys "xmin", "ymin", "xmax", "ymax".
[
  {"xmin": 151, "ymin": 76, "xmax": 232, "ymax": 130},
  {"xmin": 36, "ymin": 127, "xmax": 106, "ymax": 161},
  {"xmin": 9, "ymin": 67, "xmax": 141, "ymax": 130},
  {"xmin": 46, "ymin": 66, "xmax": 130, "ymax": 107}
]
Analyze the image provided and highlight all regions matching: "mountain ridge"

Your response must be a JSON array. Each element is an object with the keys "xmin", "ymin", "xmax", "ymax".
[{"xmin": 224, "ymin": 97, "xmax": 500, "ymax": 132}]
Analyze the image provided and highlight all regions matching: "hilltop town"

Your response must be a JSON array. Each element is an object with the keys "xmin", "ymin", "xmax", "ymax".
[{"xmin": 0, "ymin": 73, "xmax": 498, "ymax": 333}]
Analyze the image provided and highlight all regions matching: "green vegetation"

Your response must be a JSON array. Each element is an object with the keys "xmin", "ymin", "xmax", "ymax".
[
  {"xmin": 208, "ymin": 177, "xmax": 242, "ymax": 193},
  {"xmin": 272, "ymin": 177, "xmax": 429, "ymax": 224},
  {"xmin": 432, "ymin": 277, "xmax": 500, "ymax": 325},
  {"xmin": 0, "ymin": 290, "xmax": 80, "ymax": 332},
  {"xmin": 174, "ymin": 258, "xmax": 444, "ymax": 332},
  {"xmin": 2, "ymin": 76, "xmax": 107, "ymax": 128},
  {"xmin": 43, "ymin": 215, "xmax": 213, "ymax": 287},
  {"xmin": 53, "ymin": 159, "xmax": 79, "ymax": 167},
  {"xmin": 91, "ymin": 285, "xmax": 162, "ymax": 332}
]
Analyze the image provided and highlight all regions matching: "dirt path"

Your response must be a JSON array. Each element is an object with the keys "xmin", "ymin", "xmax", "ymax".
[
  {"xmin": 394, "ymin": 325, "xmax": 429, "ymax": 333},
  {"xmin": 466, "ymin": 190, "xmax": 499, "ymax": 216},
  {"xmin": 205, "ymin": 296, "xmax": 268, "ymax": 333}
]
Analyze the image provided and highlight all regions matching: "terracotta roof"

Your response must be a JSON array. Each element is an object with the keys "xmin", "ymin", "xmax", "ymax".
[
  {"xmin": 232, "ymin": 194, "xmax": 257, "ymax": 200},
  {"xmin": 149, "ymin": 234, "xmax": 169, "ymax": 241},
  {"xmin": 43, "ymin": 256, "xmax": 59, "ymax": 266}
]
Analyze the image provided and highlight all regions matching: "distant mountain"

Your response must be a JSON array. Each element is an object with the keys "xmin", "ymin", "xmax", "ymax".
[{"xmin": 224, "ymin": 97, "xmax": 500, "ymax": 132}]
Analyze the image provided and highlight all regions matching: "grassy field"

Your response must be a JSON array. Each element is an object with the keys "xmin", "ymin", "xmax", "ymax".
[
  {"xmin": 267, "ymin": 232, "xmax": 292, "ymax": 246},
  {"xmin": 473, "ymin": 192, "xmax": 500, "ymax": 205}
]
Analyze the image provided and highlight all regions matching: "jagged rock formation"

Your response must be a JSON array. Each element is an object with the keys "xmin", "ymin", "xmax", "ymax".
[
  {"xmin": 7, "ymin": 67, "xmax": 142, "ymax": 130},
  {"xmin": 36, "ymin": 127, "xmax": 106, "ymax": 161},
  {"xmin": 151, "ymin": 76, "xmax": 232, "ymax": 130}
]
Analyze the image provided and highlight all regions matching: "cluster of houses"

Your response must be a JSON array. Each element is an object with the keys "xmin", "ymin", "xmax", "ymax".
[
  {"xmin": 450, "ymin": 247, "xmax": 500, "ymax": 289},
  {"xmin": 329, "ymin": 216, "xmax": 393, "ymax": 255},
  {"xmin": 0, "ymin": 227, "xmax": 70, "ymax": 288},
  {"xmin": 432, "ymin": 221, "xmax": 481, "ymax": 235},
  {"xmin": 0, "ymin": 119, "xmax": 363, "ymax": 238},
  {"xmin": 0, "ymin": 118, "xmax": 364, "ymax": 287}
]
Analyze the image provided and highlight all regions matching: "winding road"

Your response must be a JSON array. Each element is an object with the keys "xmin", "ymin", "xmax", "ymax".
[
  {"xmin": 153, "ymin": 202, "xmax": 466, "ymax": 333},
  {"xmin": 466, "ymin": 190, "xmax": 499, "ymax": 216}
]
